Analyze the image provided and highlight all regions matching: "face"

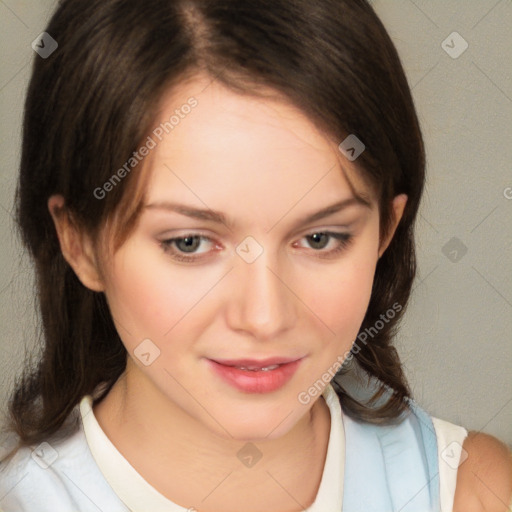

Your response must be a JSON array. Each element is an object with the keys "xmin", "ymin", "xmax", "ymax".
[{"xmin": 87, "ymin": 76, "xmax": 398, "ymax": 441}]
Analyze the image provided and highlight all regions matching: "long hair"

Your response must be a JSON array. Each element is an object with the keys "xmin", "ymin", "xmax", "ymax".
[{"xmin": 2, "ymin": 0, "xmax": 425, "ymax": 459}]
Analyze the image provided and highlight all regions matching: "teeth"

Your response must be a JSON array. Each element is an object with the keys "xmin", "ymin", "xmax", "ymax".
[{"xmin": 237, "ymin": 364, "xmax": 280, "ymax": 371}]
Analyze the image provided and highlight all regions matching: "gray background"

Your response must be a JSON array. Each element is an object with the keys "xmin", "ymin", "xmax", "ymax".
[{"xmin": 1, "ymin": 0, "xmax": 511, "ymax": 446}]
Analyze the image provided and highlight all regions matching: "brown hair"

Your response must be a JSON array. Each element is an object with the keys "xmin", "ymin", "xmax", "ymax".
[{"xmin": 2, "ymin": 0, "xmax": 424, "ymax": 459}]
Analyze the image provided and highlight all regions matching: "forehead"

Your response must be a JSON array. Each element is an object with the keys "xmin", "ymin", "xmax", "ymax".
[{"xmin": 141, "ymin": 76, "xmax": 373, "ymax": 225}]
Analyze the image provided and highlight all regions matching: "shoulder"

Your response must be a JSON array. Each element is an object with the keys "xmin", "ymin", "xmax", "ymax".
[{"xmin": 453, "ymin": 430, "xmax": 512, "ymax": 512}]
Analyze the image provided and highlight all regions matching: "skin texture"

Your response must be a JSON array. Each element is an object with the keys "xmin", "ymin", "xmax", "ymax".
[
  {"xmin": 48, "ymin": 76, "xmax": 511, "ymax": 511},
  {"xmin": 455, "ymin": 432, "xmax": 512, "ymax": 512}
]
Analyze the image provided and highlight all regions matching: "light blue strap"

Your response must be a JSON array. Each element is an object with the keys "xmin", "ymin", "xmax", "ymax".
[
  {"xmin": 342, "ymin": 399, "xmax": 440, "ymax": 512},
  {"xmin": 406, "ymin": 398, "xmax": 441, "ymax": 509}
]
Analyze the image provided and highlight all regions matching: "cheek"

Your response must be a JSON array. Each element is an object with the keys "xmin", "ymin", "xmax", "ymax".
[
  {"xmin": 102, "ymin": 243, "xmax": 188, "ymax": 345},
  {"xmin": 103, "ymin": 244, "xmax": 221, "ymax": 349},
  {"xmin": 298, "ymin": 245, "xmax": 378, "ymax": 348}
]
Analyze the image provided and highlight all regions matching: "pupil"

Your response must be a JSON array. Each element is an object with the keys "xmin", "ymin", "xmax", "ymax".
[
  {"xmin": 308, "ymin": 233, "xmax": 329, "ymax": 249},
  {"xmin": 177, "ymin": 236, "xmax": 200, "ymax": 253}
]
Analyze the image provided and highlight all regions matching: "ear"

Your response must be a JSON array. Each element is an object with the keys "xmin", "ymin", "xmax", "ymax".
[
  {"xmin": 378, "ymin": 193, "xmax": 408, "ymax": 259},
  {"xmin": 47, "ymin": 195, "xmax": 105, "ymax": 292}
]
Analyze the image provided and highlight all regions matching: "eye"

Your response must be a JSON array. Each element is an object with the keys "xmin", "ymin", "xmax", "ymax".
[
  {"xmin": 294, "ymin": 231, "xmax": 353, "ymax": 258},
  {"xmin": 160, "ymin": 235, "xmax": 218, "ymax": 262},
  {"xmin": 160, "ymin": 231, "xmax": 353, "ymax": 263}
]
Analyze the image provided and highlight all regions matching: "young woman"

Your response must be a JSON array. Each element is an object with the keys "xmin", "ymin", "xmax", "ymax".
[{"xmin": 1, "ymin": 0, "xmax": 511, "ymax": 511}]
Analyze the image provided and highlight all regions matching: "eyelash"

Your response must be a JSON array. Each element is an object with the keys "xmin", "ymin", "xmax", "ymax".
[{"xmin": 160, "ymin": 231, "xmax": 354, "ymax": 263}]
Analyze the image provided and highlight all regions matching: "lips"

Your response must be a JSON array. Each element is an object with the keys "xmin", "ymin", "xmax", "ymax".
[
  {"xmin": 207, "ymin": 356, "xmax": 303, "ymax": 393},
  {"xmin": 211, "ymin": 357, "xmax": 300, "ymax": 369}
]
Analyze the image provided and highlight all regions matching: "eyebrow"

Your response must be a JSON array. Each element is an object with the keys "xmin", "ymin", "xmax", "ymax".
[{"xmin": 143, "ymin": 195, "xmax": 372, "ymax": 229}]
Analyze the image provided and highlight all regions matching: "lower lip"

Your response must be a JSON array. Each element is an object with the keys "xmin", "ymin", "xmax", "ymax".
[{"xmin": 207, "ymin": 359, "xmax": 302, "ymax": 394}]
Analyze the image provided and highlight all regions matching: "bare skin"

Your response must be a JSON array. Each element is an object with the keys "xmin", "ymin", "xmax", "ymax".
[{"xmin": 454, "ymin": 432, "xmax": 512, "ymax": 512}]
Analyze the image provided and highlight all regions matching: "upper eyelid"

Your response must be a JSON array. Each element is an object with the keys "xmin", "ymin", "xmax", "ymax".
[
  {"xmin": 294, "ymin": 224, "xmax": 352, "ymax": 236},
  {"xmin": 163, "ymin": 229, "xmax": 351, "ymax": 243},
  {"xmin": 162, "ymin": 221, "xmax": 354, "ymax": 237}
]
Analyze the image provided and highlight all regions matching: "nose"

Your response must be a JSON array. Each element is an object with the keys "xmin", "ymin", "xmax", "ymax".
[{"xmin": 225, "ymin": 251, "xmax": 297, "ymax": 341}]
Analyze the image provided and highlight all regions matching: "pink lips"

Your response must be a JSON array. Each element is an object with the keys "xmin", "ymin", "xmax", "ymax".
[
  {"xmin": 211, "ymin": 356, "xmax": 300, "ymax": 368},
  {"xmin": 207, "ymin": 356, "xmax": 303, "ymax": 394}
]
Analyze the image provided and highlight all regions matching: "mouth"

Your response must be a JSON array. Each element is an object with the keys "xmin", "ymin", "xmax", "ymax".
[
  {"xmin": 206, "ymin": 356, "xmax": 304, "ymax": 394},
  {"xmin": 210, "ymin": 357, "xmax": 300, "ymax": 371}
]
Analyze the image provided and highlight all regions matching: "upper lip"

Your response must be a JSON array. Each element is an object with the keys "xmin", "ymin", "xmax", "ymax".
[{"xmin": 210, "ymin": 357, "xmax": 302, "ymax": 367}]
